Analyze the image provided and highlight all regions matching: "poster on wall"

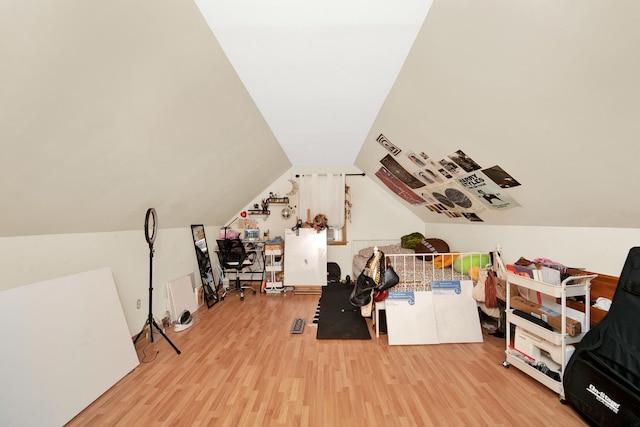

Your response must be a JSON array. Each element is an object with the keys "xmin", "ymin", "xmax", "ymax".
[
  {"xmin": 376, "ymin": 133, "xmax": 401, "ymax": 156},
  {"xmin": 482, "ymin": 165, "xmax": 521, "ymax": 188},
  {"xmin": 407, "ymin": 151, "xmax": 428, "ymax": 168},
  {"xmin": 457, "ymin": 171, "xmax": 521, "ymax": 209},
  {"xmin": 427, "ymin": 182, "xmax": 484, "ymax": 213},
  {"xmin": 380, "ymin": 154, "xmax": 425, "ymax": 189},
  {"xmin": 462, "ymin": 212, "xmax": 484, "ymax": 222},
  {"xmin": 414, "ymin": 171, "xmax": 437, "ymax": 186},
  {"xmin": 448, "ymin": 150, "xmax": 482, "ymax": 173},
  {"xmin": 436, "ymin": 157, "xmax": 464, "ymax": 177},
  {"xmin": 375, "ymin": 167, "xmax": 427, "ymax": 205}
]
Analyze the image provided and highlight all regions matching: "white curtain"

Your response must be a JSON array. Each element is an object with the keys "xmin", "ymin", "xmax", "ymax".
[{"xmin": 299, "ymin": 173, "xmax": 346, "ymax": 229}]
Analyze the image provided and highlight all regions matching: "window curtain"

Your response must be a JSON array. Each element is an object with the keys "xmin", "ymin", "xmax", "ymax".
[{"xmin": 299, "ymin": 173, "xmax": 346, "ymax": 229}]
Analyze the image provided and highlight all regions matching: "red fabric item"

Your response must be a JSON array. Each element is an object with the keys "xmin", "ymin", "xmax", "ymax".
[
  {"xmin": 374, "ymin": 290, "xmax": 388, "ymax": 302},
  {"xmin": 485, "ymin": 270, "xmax": 498, "ymax": 308}
]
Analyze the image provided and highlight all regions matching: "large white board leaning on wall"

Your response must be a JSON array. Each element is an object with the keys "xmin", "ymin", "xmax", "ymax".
[
  {"xmin": 284, "ymin": 228, "xmax": 327, "ymax": 287},
  {"xmin": 0, "ymin": 267, "xmax": 139, "ymax": 427},
  {"xmin": 167, "ymin": 272, "xmax": 198, "ymax": 322}
]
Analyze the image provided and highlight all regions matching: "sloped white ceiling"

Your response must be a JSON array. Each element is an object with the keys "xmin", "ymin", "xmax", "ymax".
[
  {"xmin": 358, "ymin": 0, "xmax": 640, "ymax": 228},
  {"xmin": 0, "ymin": 0, "xmax": 290, "ymax": 237},
  {"xmin": 1, "ymin": 0, "xmax": 639, "ymax": 238},
  {"xmin": 194, "ymin": 0, "xmax": 432, "ymax": 165}
]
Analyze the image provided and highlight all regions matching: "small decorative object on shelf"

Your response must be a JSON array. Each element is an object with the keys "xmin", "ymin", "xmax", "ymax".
[
  {"xmin": 312, "ymin": 214, "xmax": 328, "ymax": 232},
  {"xmin": 266, "ymin": 196, "xmax": 289, "ymax": 204},
  {"xmin": 291, "ymin": 210, "xmax": 328, "ymax": 233},
  {"xmin": 248, "ymin": 201, "xmax": 270, "ymax": 216}
]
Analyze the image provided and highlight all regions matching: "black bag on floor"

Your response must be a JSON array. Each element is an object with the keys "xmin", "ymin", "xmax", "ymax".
[
  {"xmin": 327, "ymin": 262, "xmax": 341, "ymax": 284},
  {"xmin": 563, "ymin": 247, "xmax": 640, "ymax": 426}
]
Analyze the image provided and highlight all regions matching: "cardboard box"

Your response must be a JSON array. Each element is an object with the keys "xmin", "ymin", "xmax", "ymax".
[
  {"xmin": 510, "ymin": 296, "xmax": 582, "ymax": 336},
  {"xmin": 495, "ymin": 276, "xmax": 519, "ymax": 302}
]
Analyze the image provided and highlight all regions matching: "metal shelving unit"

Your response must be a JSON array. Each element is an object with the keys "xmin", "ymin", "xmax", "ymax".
[{"xmin": 503, "ymin": 272, "xmax": 597, "ymax": 400}]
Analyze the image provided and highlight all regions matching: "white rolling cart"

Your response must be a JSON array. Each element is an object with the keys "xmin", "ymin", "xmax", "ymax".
[
  {"xmin": 503, "ymin": 272, "xmax": 597, "ymax": 400},
  {"xmin": 264, "ymin": 244, "xmax": 284, "ymax": 293}
]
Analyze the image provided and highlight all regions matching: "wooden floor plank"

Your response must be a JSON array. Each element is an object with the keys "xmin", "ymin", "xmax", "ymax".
[{"xmin": 66, "ymin": 290, "xmax": 587, "ymax": 426}]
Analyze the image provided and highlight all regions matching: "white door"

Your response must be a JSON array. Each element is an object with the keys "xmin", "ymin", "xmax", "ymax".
[{"xmin": 284, "ymin": 228, "xmax": 327, "ymax": 287}]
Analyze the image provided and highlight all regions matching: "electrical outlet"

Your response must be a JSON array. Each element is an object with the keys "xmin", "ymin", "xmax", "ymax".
[{"xmin": 136, "ymin": 299, "xmax": 141, "ymax": 309}]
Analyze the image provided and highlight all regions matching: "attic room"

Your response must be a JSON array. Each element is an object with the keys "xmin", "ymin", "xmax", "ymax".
[{"xmin": 1, "ymin": 0, "xmax": 639, "ymax": 425}]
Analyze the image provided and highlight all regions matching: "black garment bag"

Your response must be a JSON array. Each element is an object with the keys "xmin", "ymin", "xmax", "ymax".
[{"xmin": 563, "ymin": 247, "xmax": 640, "ymax": 426}]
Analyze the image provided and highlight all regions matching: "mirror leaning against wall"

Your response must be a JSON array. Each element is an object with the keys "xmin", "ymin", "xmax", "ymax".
[{"xmin": 191, "ymin": 224, "xmax": 219, "ymax": 308}]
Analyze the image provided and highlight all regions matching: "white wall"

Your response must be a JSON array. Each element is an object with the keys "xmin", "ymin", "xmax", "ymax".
[
  {"xmin": 0, "ymin": 162, "xmax": 424, "ymax": 337},
  {"xmin": 230, "ymin": 165, "xmax": 428, "ymax": 279},
  {"xmin": 0, "ymin": 227, "xmax": 218, "ymax": 335},
  {"xmin": 219, "ymin": 165, "xmax": 640, "ymax": 282},
  {"xmin": 2, "ymin": 174, "xmax": 635, "ymax": 338},
  {"xmin": 427, "ymin": 223, "xmax": 640, "ymax": 277}
]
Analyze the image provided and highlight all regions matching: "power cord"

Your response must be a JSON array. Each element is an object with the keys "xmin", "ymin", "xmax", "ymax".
[{"xmin": 137, "ymin": 341, "xmax": 160, "ymax": 364}]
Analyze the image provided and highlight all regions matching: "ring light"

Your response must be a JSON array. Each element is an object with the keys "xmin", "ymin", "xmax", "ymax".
[{"xmin": 144, "ymin": 208, "xmax": 157, "ymax": 246}]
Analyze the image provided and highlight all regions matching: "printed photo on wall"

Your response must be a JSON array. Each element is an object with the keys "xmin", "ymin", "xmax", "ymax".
[
  {"xmin": 427, "ymin": 182, "xmax": 485, "ymax": 213},
  {"xmin": 429, "ymin": 160, "xmax": 454, "ymax": 179},
  {"xmin": 407, "ymin": 151, "xmax": 427, "ymax": 168},
  {"xmin": 424, "ymin": 167, "xmax": 444, "ymax": 184},
  {"xmin": 419, "ymin": 191, "xmax": 439, "ymax": 205},
  {"xmin": 380, "ymin": 154, "xmax": 425, "ymax": 189},
  {"xmin": 376, "ymin": 133, "xmax": 401, "ymax": 156},
  {"xmin": 436, "ymin": 158, "xmax": 464, "ymax": 176},
  {"xmin": 463, "ymin": 213, "xmax": 484, "ymax": 222},
  {"xmin": 444, "ymin": 211, "xmax": 464, "ymax": 219},
  {"xmin": 448, "ymin": 150, "xmax": 482, "ymax": 173},
  {"xmin": 375, "ymin": 167, "xmax": 427, "ymax": 205},
  {"xmin": 482, "ymin": 165, "xmax": 521, "ymax": 188},
  {"xmin": 414, "ymin": 171, "xmax": 437, "ymax": 186},
  {"xmin": 457, "ymin": 171, "xmax": 521, "ymax": 209}
]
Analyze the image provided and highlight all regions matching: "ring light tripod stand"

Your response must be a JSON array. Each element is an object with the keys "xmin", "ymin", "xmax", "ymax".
[{"xmin": 133, "ymin": 208, "xmax": 181, "ymax": 355}]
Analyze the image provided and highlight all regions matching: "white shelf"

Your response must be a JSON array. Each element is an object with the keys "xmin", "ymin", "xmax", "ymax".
[
  {"xmin": 504, "ymin": 271, "xmax": 597, "ymax": 399},
  {"xmin": 506, "ymin": 309, "xmax": 584, "ymax": 345},
  {"xmin": 264, "ymin": 281, "xmax": 283, "ymax": 293},
  {"xmin": 264, "ymin": 247, "xmax": 284, "ymax": 292},
  {"xmin": 507, "ymin": 273, "xmax": 593, "ymax": 298},
  {"xmin": 505, "ymin": 352, "xmax": 562, "ymax": 394}
]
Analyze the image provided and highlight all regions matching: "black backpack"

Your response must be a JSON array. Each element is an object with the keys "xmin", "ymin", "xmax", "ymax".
[
  {"xmin": 327, "ymin": 262, "xmax": 341, "ymax": 284},
  {"xmin": 563, "ymin": 247, "xmax": 640, "ymax": 426}
]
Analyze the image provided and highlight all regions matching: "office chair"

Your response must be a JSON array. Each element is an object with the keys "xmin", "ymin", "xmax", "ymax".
[{"xmin": 216, "ymin": 239, "xmax": 258, "ymax": 301}]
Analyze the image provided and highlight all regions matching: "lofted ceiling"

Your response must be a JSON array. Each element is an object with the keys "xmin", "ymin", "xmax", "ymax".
[
  {"xmin": 194, "ymin": 0, "xmax": 432, "ymax": 166},
  {"xmin": 1, "ymin": 0, "xmax": 639, "ymax": 238}
]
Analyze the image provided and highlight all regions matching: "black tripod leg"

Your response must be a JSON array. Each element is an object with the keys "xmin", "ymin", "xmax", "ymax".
[
  {"xmin": 151, "ymin": 319, "xmax": 181, "ymax": 354},
  {"xmin": 133, "ymin": 318, "xmax": 150, "ymax": 345}
]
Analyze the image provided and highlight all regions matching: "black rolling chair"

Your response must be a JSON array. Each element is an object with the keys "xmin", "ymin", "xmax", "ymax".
[{"xmin": 216, "ymin": 239, "xmax": 258, "ymax": 301}]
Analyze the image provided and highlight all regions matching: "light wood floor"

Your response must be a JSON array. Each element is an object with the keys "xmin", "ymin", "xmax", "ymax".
[{"xmin": 67, "ymin": 287, "xmax": 588, "ymax": 426}]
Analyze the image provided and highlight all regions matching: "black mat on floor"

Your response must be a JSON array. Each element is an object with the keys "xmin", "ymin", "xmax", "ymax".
[{"xmin": 316, "ymin": 283, "xmax": 371, "ymax": 340}]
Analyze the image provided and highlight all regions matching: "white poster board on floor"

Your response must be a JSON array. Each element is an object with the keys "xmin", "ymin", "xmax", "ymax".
[
  {"xmin": 385, "ymin": 291, "xmax": 439, "ymax": 345},
  {"xmin": 432, "ymin": 280, "xmax": 483, "ymax": 343},
  {"xmin": 385, "ymin": 281, "xmax": 483, "ymax": 345}
]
